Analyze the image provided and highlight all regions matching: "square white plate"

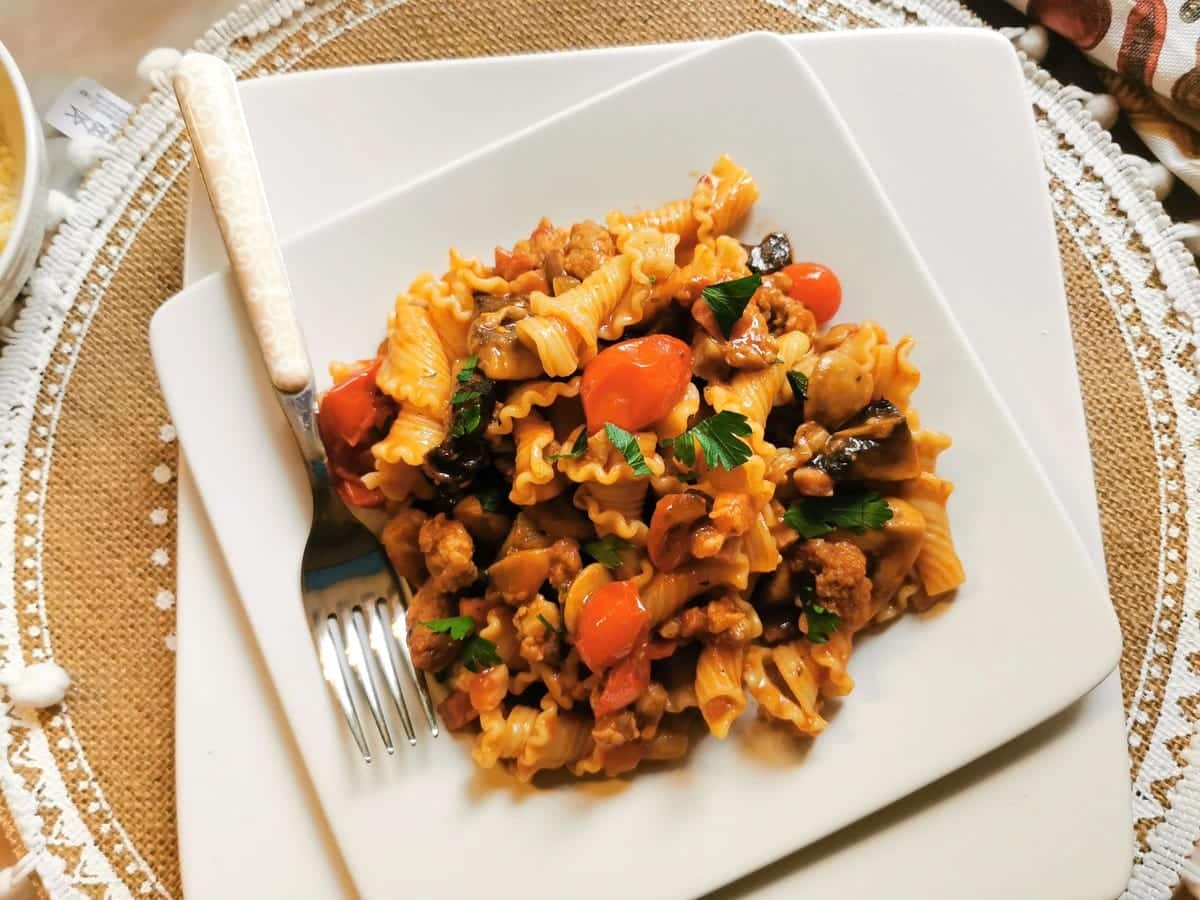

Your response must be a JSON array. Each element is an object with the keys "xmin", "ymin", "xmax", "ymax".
[
  {"xmin": 175, "ymin": 30, "xmax": 1131, "ymax": 900},
  {"xmin": 154, "ymin": 33, "xmax": 1121, "ymax": 900}
]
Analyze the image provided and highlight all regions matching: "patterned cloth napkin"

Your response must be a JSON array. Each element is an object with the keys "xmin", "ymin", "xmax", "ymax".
[{"xmin": 1011, "ymin": 0, "xmax": 1200, "ymax": 194}]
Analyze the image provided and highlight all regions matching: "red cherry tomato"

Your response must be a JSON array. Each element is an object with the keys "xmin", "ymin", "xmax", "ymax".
[
  {"xmin": 318, "ymin": 359, "xmax": 395, "ymax": 508},
  {"xmin": 581, "ymin": 335, "xmax": 692, "ymax": 434},
  {"xmin": 591, "ymin": 638, "xmax": 676, "ymax": 717},
  {"xmin": 319, "ymin": 359, "xmax": 390, "ymax": 447},
  {"xmin": 592, "ymin": 649, "xmax": 650, "ymax": 717},
  {"xmin": 782, "ymin": 262, "xmax": 842, "ymax": 324},
  {"xmin": 576, "ymin": 580, "xmax": 650, "ymax": 673}
]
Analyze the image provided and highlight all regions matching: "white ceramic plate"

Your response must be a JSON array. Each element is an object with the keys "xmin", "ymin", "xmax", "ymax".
[
  {"xmin": 156, "ymin": 33, "xmax": 1121, "ymax": 900},
  {"xmin": 178, "ymin": 31, "xmax": 1132, "ymax": 900}
]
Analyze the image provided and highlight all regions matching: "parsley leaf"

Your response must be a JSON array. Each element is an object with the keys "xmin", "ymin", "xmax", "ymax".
[
  {"xmin": 474, "ymin": 485, "xmax": 504, "ymax": 513},
  {"xmin": 605, "ymin": 423, "xmax": 653, "ymax": 476},
  {"xmin": 668, "ymin": 431, "xmax": 697, "ymax": 469},
  {"xmin": 450, "ymin": 402, "xmax": 482, "ymax": 438},
  {"xmin": 584, "ymin": 534, "xmax": 634, "ymax": 567},
  {"xmin": 667, "ymin": 412, "xmax": 753, "ymax": 472},
  {"xmin": 536, "ymin": 613, "xmax": 563, "ymax": 638},
  {"xmin": 461, "ymin": 635, "xmax": 502, "ymax": 672},
  {"xmin": 802, "ymin": 602, "xmax": 840, "ymax": 644},
  {"xmin": 421, "ymin": 615, "xmax": 476, "ymax": 641},
  {"xmin": 457, "ymin": 355, "xmax": 479, "ymax": 383},
  {"xmin": 690, "ymin": 411, "xmax": 753, "ymax": 471},
  {"xmin": 784, "ymin": 489, "xmax": 894, "ymax": 538},
  {"xmin": 786, "ymin": 370, "xmax": 808, "ymax": 405},
  {"xmin": 450, "ymin": 389, "xmax": 481, "ymax": 405},
  {"xmin": 701, "ymin": 274, "xmax": 761, "ymax": 338},
  {"xmin": 549, "ymin": 428, "xmax": 588, "ymax": 461}
]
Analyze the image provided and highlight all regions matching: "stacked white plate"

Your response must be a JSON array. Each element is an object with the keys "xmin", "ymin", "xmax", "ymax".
[{"xmin": 159, "ymin": 29, "xmax": 1131, "ymax": 900}]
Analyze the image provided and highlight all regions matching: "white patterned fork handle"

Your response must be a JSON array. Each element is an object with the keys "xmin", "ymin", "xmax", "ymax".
[{"xmin": 173, "ymin": 52, "xmax": 438, "ymax": 761}]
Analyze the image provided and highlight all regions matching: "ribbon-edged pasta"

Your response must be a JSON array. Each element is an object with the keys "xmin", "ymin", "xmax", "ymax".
[{"xmin": 316, "ymin": 160, "xmax": 964, "ymax": 782}]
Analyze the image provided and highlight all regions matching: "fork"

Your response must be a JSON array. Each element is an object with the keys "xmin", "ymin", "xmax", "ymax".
[{"xmin": 173, "ymin": 52, "xmax": 438, "ymax": 761}]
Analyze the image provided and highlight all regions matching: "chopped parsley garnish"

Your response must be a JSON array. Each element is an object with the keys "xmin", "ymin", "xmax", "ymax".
[
  {"xmin": 449, "ymin": 383, "xmax": 483, "ymax": 438},
  {"xmin": 667, "ymin": 411, "xmax": 754, "ymax": 472},
  {"xmin": 784, "ymin": 489, "xmax": 893, "ymax": 538},
  {"xmin": 474, "ymin": 485, "xmax": 504, "ymax": 513},
  {"xmin": 549, "ymin": 428, "xmax": 588, "ymax": 461},
  {"xmin": 605, "ymin": 423, "xmax": 653, "ymax": 476},
  {"xmin": 460, "ymin": 635, "xmax": 502, "ymax": 672},
  {"xmin": 420, "ymin": 615, "xmax": 476, "ymax": 641},
  {"xmin": 786, "ymin": 370, "xmax": 808, "ymax": 405},
  {"xmin": 424, "ymin": 614, "xmax": 501, "ymax": 670},
  {"xmin": 536, "ymin": 613, "xmax": 563, "ymax": 638},
  {"xmin": 701, "ymin": 274, "xmax": 761, "ymax": 338},
  {"xmin": 584, "ymin": 534, "xmax": 634, "ymax": 568},
  {"xmin": 802, "ymin": 602, "xmax": 840, "ymax": 644},
  {"xmin": 457, "ymin": 355, "xmax": 479, "ymax": 383}
]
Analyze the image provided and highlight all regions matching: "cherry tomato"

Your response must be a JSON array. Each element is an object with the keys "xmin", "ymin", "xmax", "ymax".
[
  {"xmin": 581, "ymin": 335, "xmax": 692, "ymax": 434},
  {"xmin": 318, "ymin": 358, "xmax": 395, "ymax": 508},
  {"xmin": 782, "ymin": 262, "xmax": 842, "ymax": 324},
  {"xmin": 319, "ymin": 359, "xmax": 391, "ymax": 447},
  {"xmin": 576, "ymin": 580, "xmax": 650, "ymax": 672},
  {"xmin": 335, "ymin": 477, "xmax": 385, "ymax": 508},
  {"xmin": 592, "ymin": 649, "xmax": 650, "ymax": 717}
]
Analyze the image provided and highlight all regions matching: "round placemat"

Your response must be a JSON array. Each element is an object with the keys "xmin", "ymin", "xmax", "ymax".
[{"xmin": 0, "ymin": 0, "xmax": 1197, "ymax": 897}]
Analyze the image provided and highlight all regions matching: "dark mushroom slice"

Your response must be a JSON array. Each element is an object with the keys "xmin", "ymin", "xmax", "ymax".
[
  {"xmin": 466, "ymin": 301, "xmax": 544, "ymax": 381},
  {"xmin": 744, "ymin": 231, "xmax": 793, "ymax": 275},
  {"xmin": 810, "ymin": 399, "xmax": 921, "ymax": 482},
  {"xmin": 420, "ymin": 369, "xmax": 499, "ymax": 506}
]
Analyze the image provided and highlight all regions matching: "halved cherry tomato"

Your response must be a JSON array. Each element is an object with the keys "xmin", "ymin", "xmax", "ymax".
[
  {"xmin": 334, "ymin": 477, "xmax": 383, "ymax": 508},
  {"xmin": 581, "ymin": 335, "xmax": 692, "ymax": 434},
  {"xmin": 591, "ymin": 638, "xmax": 677, "ymax": 717},
  {"xmin": 318, "ymin": 359, "xmax": 391, "ymax": 447},
  {"xmin": 592, "ymin": 649, "xmax": 650, "ymax": 717},
  {"xmin": 318, "ymin": 358, "xmax": 395, "ymax": 508},
  {"xmin": 576, "ymin": 580, "xmax": 650, "ymax": 672},
  {"xmin": 782, "ymin": 262, "xmax": 842, "ymax": 324}
]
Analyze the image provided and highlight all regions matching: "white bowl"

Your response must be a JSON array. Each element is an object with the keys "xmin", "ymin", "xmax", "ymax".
[{"xmin": 0, "ymin": 39, "xmax": 47, "ymax": 318}]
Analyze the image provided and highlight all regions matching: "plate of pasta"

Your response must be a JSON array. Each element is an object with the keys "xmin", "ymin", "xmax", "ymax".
[{"xmin": 152, "ymin": 32, "xmax": 1120, "ymax": 900}]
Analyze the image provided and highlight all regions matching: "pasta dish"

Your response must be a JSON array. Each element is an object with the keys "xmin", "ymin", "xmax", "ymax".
[{"xmin": 317, "ymin": 156, "xmax": 965, "ymax": 780}]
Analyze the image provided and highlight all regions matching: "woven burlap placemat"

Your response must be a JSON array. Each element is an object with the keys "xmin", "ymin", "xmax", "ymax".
[{"xmin": 0, "ymin": 0, "xmax": 1197, "ymax": 897}]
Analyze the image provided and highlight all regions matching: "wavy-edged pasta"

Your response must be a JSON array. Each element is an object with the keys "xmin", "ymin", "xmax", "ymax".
[{"xmin": 318, "ymin": 161, "xmax": 964, "ymax": 781}]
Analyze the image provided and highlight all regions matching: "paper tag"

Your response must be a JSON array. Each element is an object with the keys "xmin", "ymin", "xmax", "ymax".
[{"xmin": 45, "ymin": 78, "xmax": 134, "ymax": 142}]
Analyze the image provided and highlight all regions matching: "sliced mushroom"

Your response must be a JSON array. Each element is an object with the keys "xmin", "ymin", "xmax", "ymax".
[
  {"xmin": 811, "ymin": 399, "xmax": 920, "ymax": 481},
  {"xmin": 804, "ymin": 349, "xmax": 874, "ymax": 428},
  {"xmin": 467, "ymin": 303, "xmax": 545, "ymax": 380}
]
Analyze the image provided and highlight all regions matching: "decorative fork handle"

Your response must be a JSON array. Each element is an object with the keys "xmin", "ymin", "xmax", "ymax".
[{"xmin": 174, "ymin": 53, "xmax": 328, "ymax": 483}]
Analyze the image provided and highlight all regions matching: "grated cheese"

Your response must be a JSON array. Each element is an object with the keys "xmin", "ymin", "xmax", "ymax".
[{"xmin": 0, "ymin": 139, "xmax": 18, "ymax": 253}]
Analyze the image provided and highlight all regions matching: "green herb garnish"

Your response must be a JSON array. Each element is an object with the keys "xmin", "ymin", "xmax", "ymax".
[
  {"xmin": 786, "ymin": 370, "xmax": 808, "ymax": 405},
  {"xmin": 549, "ymin": 428, "xmax": 588, "ymax": 461},
  {"xmin": 457, "ymin": 355, "xmax": 479, "ymax": 383},
  {"xmin": 584, "ymin": 534, "xmax": 635, "ymax": 568},
  {"xmin": 784, "ymin": 489, "xmax": 893, "ymax": 538},
  {"xmin": 475, "ymin": 486, "xmax": 504, "ymax": 513},
  {"xmin": 701, "ymin": 274, "xmax": 761, "ymax": 338},
  {"xmin": 667, "ymin": 411, "xmax": 754, "ymax": 472},
  {"xmin": 536, "ymin": 613, "xmax": 563, "ymax": 638},
  {"xmin": 420, "ymin": 615, "xmax": 477, "ymax": 641},
  {"xmin": 605, "ymin": 423, "xmax": 653, "ymax": 476},
  {"xmin": 802, "ymin": 602, "xmax": 840, "ymax": 644},
  {"xmin": 460, "ymin": 635, "xmax": 502, "ymax": 672}
]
